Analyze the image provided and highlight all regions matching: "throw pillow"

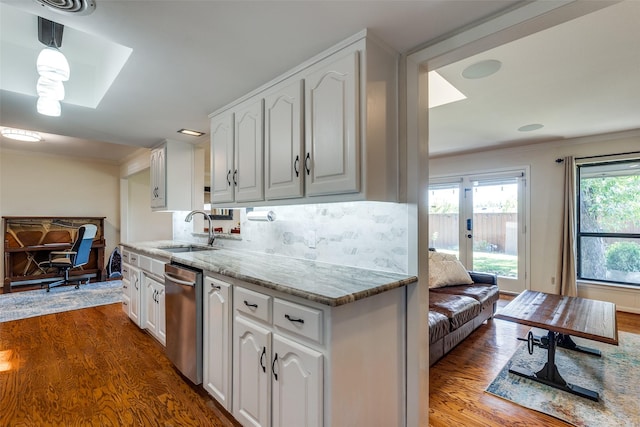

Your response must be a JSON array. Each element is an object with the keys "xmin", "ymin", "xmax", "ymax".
[{"xmin": 428, "ymin": 251, "xmax": 473, "ymax": 288}]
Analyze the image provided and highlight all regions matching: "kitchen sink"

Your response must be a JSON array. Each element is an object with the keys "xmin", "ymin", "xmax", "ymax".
[{"xmin": 162, "ymin": 246, "xmax": 215, "ymax": 253}]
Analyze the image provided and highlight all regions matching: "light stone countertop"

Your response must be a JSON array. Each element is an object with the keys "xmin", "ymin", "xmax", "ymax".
[{"xmin": 121, "ymin": 240, "xmax": 418, "ymax": 307}]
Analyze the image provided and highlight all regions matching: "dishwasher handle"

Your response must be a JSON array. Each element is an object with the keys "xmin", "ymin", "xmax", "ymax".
[{"xmin": 164, "ymin": 272, "xmax": 196, "ymax": 287}]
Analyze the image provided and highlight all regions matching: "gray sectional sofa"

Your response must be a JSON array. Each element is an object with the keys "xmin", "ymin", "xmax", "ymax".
[{"xmin": 429, "ymin": 271, "xmax": 499, "ymax": 366}]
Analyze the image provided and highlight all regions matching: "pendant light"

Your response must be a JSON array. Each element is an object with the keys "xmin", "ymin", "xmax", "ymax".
[
  {"xmin": 37, "ymin": 97, "xmax": 62, "ymax": 117},
  {"xmin": 37, "ymin": 47, "xmax": 70, "ymax": 82},
  {"xmin": 36, "ymin": 76, "xmax": 65, "ymax": 100}
]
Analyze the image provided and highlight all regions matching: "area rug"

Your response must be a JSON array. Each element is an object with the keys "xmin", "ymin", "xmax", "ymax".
[
  {"xmin": 0, "ymin": 280, "xmax": 123, "ymax": 323},
  {"xmin": 486, "ymin": 329, "xmax": 640, "ymax": 426}
]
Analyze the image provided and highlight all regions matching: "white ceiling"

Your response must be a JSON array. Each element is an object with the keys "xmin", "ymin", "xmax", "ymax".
[{"xmin": 0, "ymin": 1, "xmax": 638, "ymax": 163}]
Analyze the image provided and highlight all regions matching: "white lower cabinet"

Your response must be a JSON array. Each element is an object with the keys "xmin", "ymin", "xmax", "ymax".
[
  {"xmin": 232, "ymin": 286, "xmax": 323, "ymax": 427},
  {"xmin": 129, "ymin": 266, "xmax": 142, "ymax": 326},
  {"xmin": 203, "ymin": 276, "xmax": 232, "ymax": 411},
  {"xmin": 202, "ymin": 276, "xmax": 405, "ymax": 427},
  {"xmin": 271, "ymin": 334, "xmax": 323, "ymax": 427},
  {"xmin": 233, "ymin": 316, "xmax": 272, "ymax": 427},
  {"xmin": 143, "ymin": 274, "xmax": 166, "ymax": 346}
]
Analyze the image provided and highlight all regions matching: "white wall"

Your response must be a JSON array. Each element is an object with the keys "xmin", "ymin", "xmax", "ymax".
[
  {"xmin": 0, "ymin": 149, "xmax": 120, "ymax": 287},
  {"xmin": 429, "ymin": 130, "xmax": 640, "ymax": 313},
  {"xmin": 125, "ymin": 168, "xmax": 173, "ymax": 242}
]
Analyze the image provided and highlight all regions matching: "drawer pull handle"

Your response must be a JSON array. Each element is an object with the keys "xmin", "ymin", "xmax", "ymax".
[
  {"xmin": 285, "ymin": 314, "xmax": 305, "ymax": 324},
  {"xmin": 123, "ymin": 284, "xmax": 128, "ymax": 289},
  {"xmin": 211, "ymin": 283, "xmax": 221, "ymax": 290},
  {"xmin": 244, "ymin": 300, "xmax": 258, "ymax": 309}
]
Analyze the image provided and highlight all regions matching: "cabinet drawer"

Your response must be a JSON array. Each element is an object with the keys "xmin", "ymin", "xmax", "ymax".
[
  {"xmin": 129, "ymin": 252, "xmax": 140, "ymax": 266},
  {"xmin": 151, "ymin": 258, "xmax": 166, "ymax": 277},
  {"xmin": 138, "ymin": 255, "xmax": 152, "ymax": 273},
  {"xmin": 234, "ymin": 287, "xmax": 272, "ymax": 323},
  {"xmin": 122, "ymin": 278, "xmax": 131, "ymax": 298},
  {"xmin": 273, "ymin": 298, "xmax": 323, "ymax": 344},
  {"xmin": 121, "ymin": 265, "xmax": 131, "ymax": 281}
]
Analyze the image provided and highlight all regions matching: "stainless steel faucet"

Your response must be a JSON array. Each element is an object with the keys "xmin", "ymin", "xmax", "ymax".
[{"xmin": 185, "ymin": 210, "xmax": 215, "ymax": 245}]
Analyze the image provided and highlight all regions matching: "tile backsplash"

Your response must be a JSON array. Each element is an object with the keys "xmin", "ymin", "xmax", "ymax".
[{"xmin": 173, "ymin": 201, "xmax": 409, "ymax": 274}]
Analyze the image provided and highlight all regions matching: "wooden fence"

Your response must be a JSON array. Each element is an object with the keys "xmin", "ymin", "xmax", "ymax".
[{"xmin": 429, "ymin": 213, "xmax": 518, "ymax": 255}]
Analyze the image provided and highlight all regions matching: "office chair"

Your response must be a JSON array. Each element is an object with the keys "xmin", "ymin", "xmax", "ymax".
[{"xmin": 39, "ymin": 224, "xmax": 97, "ymax": 292}]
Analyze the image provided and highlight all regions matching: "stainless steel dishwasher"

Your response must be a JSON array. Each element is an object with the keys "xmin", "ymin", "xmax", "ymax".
[{"xmin": 164, "ymin": 262, "xmax": 203, "ymax": 385}]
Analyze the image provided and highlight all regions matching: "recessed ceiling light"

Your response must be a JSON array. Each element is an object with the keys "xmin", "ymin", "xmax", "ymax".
[
  {"xmin": 1, "ymin": 128, "xmax": 43, "ymax": 142},
  {"xmin": 177, "ymin": 128, "xmax": 205, "ymax": 137},
  {"xmin": 462, "ymin": 59, "xmax": 502, "ymax": 79},
  {"xmin": 518, "ymin": 123, "xmax": 544, "ymax": 132}
]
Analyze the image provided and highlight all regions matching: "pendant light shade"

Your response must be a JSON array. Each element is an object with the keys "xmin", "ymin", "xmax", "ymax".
[
  {"xmin": 36, "ymin": 76, "xmax": 65, "ymax": 100},
  {"xmin": 37, "ymin": 47, "xmax": 70, "ymax": 81},
  {"xmin": 37, "ymin": 97, "xmax": 62, "ymax": 117}
]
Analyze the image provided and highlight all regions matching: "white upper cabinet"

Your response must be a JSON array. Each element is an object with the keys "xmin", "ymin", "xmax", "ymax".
[
  {"xmin": 304, "ymin": 51, "xmax": 359, "ymax": 196},
  {"xmin": 150, "ymin": 146, "xmax": 166, "ymax": 208},
  {"xmin": 210, "ymin": 113, "xmax": 235, "ymax": 204},
  {"xmin": 210, "ymin": 99, "xmax": 264, "ymax": 204},
  {"xmin": 234, "ymin": 99, "xmax": 264, "ymax": 203},
  {"xmin": 264, "ymin": 80, "xmax": 304, "ymax": 200},
  {"xmin": 150, "ymin": 140, "xmax": 194, "ymax": 211},
  {"xmin": 208, "ymin": 29, "xmax": 398, "ymax": 207}
]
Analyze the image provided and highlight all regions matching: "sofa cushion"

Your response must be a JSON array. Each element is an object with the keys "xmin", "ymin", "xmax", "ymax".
[
  {"xmin": 429, "ymin": 293, "xmax": 481, "ymax": 330},
  {"xmin": 431, "ymin": 283, "xmax": 499, "ymax": 309},
  {"xmin": 428, "ymin": 251, "xmax": 473, "ymax": 288},
  {"xmin": 428, "ymin": 310, "xmax": 450, "ymax": 344}
]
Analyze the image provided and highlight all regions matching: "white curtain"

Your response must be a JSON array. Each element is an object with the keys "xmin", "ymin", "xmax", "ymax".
[{"xmin": 557, "ymin": 156, "xmax": 578, "ymax": 296}]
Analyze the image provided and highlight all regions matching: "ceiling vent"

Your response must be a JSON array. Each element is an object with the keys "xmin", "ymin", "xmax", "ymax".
[{"xmin": 33, "ymin": 0, "xmax": 96, "ymax": 16}]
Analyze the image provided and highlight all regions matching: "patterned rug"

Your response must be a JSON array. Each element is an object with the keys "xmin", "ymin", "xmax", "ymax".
[
  {"xmin": 0, "ymin": 280, "xmax": 123, "ymax": 323},
  {"xmin": 486, "ymin": 329, "xmax": 640, "ymax": 426}
]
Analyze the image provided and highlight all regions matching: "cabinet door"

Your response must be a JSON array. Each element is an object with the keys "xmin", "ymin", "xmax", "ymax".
[
  {"xmin": 144, "ymin": 276, "xmax": 158, "ymax": 333},
  {"xmin": 156, "ymin": 282, "xmax": 166, "ymax": 346},
  {"xmin": 272, "ymin": 334, "xmax": 323, "ymax": 427},
  {"xmin": 150, "ymin": 146, "xmax": 167, "ymax": 208},
  {"xmin": 234, "ymin": 316, "xmax": 271, "ymax": 427},
  {"xmin": 235, "ymin": 99, "xmax": 264, "ymax": 203},
  {"xmin": 204, "ymin": 277, "xmax": 232, "ymax": 409},
  {"xmin": 211, "ymin": 113, "xmax": 235, "ymax": 203},
  {"xmin": 264, "ymin": 80, "xmax": 304, "ymax": 200},
  {"xmin": 305, "ymin": 51, "xmax": 360, "ymax": 196},
  {"xmin": 129, "ymin": 266, "xmax": 142, "ymax": 327}
]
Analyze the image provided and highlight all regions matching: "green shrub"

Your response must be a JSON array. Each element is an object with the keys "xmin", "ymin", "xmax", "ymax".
[{"xmin": 605, "ymin": 242, "xmax": 640, "ymax": 272}]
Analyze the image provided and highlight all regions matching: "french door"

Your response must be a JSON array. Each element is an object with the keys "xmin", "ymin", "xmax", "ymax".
[{"xmin": 429, "ymin": 170, "xmax": 528, "ymax": 293}]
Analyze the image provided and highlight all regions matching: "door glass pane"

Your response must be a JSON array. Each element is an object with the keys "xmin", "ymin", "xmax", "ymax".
[
  {"xmin": 471, "ymin": 179, "xmax": 518, "ymax": 278},
  {"xmin": 428, "ymin": 185, "xmax": 459, "ymax": 259}
]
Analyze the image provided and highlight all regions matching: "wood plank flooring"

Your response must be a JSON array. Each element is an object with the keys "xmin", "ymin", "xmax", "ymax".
[
  {"xmin": 1, "ymin": 296, "xmax": 638, "ymax": 426},
  {"xmin": 429, "ymin": 296, "xmax": 640, "ymax": 426},
  {"xmin": 0, "ymin": 303, "xmax": 240, "ymax": 426}
]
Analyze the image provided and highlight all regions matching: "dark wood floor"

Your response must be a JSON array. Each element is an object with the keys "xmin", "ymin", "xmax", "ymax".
[
  {"xmin": 429, "ymin": 296, "xmax": 640, "ymax": 426},
  {"xmin": 0, "ymin": 303, "xmax": 240, "ymax": 426},
  {"xmin": 1, "ymin": 297, "xmax": 638, "ymax": 426}
]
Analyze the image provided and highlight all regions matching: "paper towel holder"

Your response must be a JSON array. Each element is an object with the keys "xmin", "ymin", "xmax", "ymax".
[{"xmin": 246, "ymin": 209, "xmax": 276, "ymax": 222}]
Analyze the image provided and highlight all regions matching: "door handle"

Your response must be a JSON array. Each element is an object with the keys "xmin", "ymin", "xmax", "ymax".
[
  {"xmin": 272, "ymin": 353, "xmax": 279, "ymax": 381},
  {"xmin": 294, "ymin": 155, "xmax": 300, "ymax": 177},
  {"xmin": 233, "ymin": 170, "xmax": 238, "ymax": 186},
  {"xmin": 260, "ymin": 347, "xmax": 266, "ymax": 373},
  {"xmin": 226, "ymin": 170, "xmax": 231, "ymax": 186},
  {"xmin": 305, "ymin": 153, "xmax": 311, "ymax": 175},
  {"xmin": 467, "ymin": 234, "xmax": 472, "ymax": 239}
]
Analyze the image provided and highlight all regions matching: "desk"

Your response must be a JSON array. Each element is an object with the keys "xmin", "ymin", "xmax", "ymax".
[{"xmin": 495, "ymin": 290, "xmax": 618, "ymax": 401}]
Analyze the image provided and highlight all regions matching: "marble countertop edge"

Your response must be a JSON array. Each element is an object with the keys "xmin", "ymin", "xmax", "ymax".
[{"xmin": 120, "ymin": 240, "xmax": 418, "ymax": 307}]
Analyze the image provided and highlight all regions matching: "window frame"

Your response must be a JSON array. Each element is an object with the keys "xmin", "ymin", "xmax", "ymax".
[{"xmin": 576, "ymin": 159, "xmax": 640, "ymax": 286}]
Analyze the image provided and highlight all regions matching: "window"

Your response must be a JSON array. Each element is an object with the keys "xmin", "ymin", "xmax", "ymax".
[{"xmin": 577, "ymin": 160, "xmax": 640, "ymax": 285}]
